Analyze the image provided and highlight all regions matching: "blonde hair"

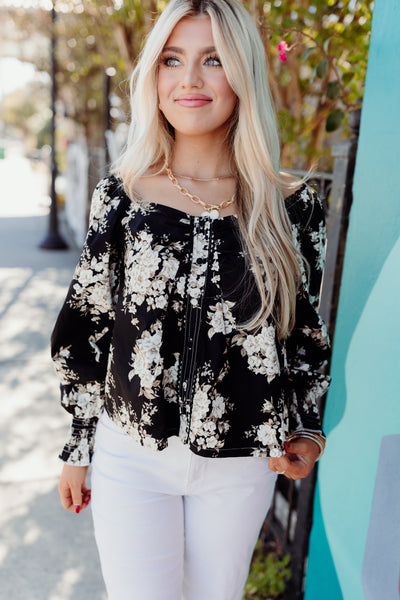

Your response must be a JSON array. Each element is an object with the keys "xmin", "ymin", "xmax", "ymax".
[{"xmin": 113, "ymin": 0, "xmax": 303, "ymax": 338}]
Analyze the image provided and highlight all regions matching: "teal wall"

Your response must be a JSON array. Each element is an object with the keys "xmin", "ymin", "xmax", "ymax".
[{"xmin": 304, "ymin": 1, "xmax": 400, "ymax": 598}]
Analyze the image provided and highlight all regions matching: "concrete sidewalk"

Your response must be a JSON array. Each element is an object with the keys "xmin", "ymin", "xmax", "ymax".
[{"xmin": 0, "ymin": 155, "xmax": 107, "ymax": 599}]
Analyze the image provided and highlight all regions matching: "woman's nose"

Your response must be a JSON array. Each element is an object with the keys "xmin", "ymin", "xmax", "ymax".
[{"xmin": 181, "ymin": 61, "xmax": 203, "ymax": 88}]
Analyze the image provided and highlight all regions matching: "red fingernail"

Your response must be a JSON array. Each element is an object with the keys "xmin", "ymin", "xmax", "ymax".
[
  {"xmin": 284, "ymin": 442, "xmax": 291, "ymax": 452},
  {"xmin": 75, "ymin": 505, "xmax": 81, "ymax": 514}
]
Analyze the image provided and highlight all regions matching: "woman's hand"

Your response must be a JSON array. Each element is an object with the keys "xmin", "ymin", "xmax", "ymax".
[
  {"xmin": 58, "ymin": 464, "xmax": 91, "ymax": 514},
  {"xmin": 268, "ymin": 438, "xmax": 321, "ymax": 480}
]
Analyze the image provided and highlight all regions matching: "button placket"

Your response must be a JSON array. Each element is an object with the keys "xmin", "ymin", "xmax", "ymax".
[{"xmin": 178, "ymin": 217, "xmax": 213, "ymax": 442}]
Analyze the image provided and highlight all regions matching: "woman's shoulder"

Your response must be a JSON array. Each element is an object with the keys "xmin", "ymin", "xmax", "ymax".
[
  {"xmin": 87, "ymin": 175, "xmax": 131, "ymax": 230},
  {"xmin": 280, "ymin": 172, "xmax": 325, "ymax": 231},
  {"xmin": 280, "ymin": 171, "xmax": 303, "ymax": 200},
  {"xmin": 91, "ymin": 174, "xmax": 133, "ymax": 212},
  {"xmin": 94, "ymin": 174, "xmax": 127, "ymax": 200},
  {"xmin": 101, "ymin": 170, "xmax": 165, "ymax": 204}
]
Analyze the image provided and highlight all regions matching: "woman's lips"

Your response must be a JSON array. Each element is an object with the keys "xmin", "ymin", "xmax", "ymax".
[{"xmin": 175, "ymin": 95, "xmax": 212, "ymax": 107}]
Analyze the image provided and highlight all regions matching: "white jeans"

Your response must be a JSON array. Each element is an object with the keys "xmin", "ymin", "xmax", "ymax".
[{"xmin": 91, "ymin": 411, "xmax": 277, "ymax": 600}]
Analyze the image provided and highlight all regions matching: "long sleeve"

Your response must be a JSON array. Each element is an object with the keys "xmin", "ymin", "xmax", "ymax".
[
  {"xmin": 51, "ymin": 177, "xmax": 126, "ymax": 465},
  {"xmin": 285, "ymin": 186, "xmax": 331, "ymax": 434}
]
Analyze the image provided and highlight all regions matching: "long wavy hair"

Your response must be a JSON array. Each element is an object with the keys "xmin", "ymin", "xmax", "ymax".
[{"xmin": 113, "ymin": 0, "xmax": 304, "ymax": 339}]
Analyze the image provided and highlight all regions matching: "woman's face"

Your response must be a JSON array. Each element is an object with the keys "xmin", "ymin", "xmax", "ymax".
[{"xmin": 157, "ymin": 16, "xmax": 237, "ymax": 139}]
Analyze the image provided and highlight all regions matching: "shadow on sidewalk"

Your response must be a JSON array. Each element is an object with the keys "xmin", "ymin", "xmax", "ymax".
[
  {"xmin": 0, "ymin": 479, "xmax": 106, "ymax": 600},
  {"xmin": 0, "ymin": 213, "xmax": 106, "ymax": 599},
  {"xmin": 0, "ymin": 215, "xmax": 79, "ymax": 270}
]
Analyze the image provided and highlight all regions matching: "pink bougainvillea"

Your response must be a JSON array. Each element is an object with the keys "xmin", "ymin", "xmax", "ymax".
[{"xmin": 277, "ymin": 40, "xmax": 288, "ymax": 62}]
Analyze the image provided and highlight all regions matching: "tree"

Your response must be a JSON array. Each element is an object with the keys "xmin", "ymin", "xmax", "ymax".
[
  {"xmin": 0, "ymin": 81, "xmax": 50, "ymax": 149},
  {"xmin": 1, "ymin": 1, "xmax": 157, "ymax": 147},
  {"xmin": 1, "ymin": 0, "xmax": 372, "ymax": 168},
  {"xmin": 54, "ymin": 1, "xmax": 149, "ymax": 145},
  {"xmin": 248, "ymin": 0, "xmax": 372, "ymax": 168}
]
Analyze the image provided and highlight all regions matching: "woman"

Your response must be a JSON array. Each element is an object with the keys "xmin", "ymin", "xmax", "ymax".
[{"xmin": 52, "ymin": 0, "xmax": 330, "ymax": 598}]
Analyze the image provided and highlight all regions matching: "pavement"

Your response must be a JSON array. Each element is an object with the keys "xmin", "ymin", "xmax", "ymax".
[{"xmin": 0, "ymin": 152, "xmax": 107, "ymax": 599}]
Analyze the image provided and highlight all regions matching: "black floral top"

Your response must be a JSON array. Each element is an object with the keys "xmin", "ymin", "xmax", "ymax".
[{"xmin": 51, "ymin": 175, "xmax": 330, "ymax": 466}]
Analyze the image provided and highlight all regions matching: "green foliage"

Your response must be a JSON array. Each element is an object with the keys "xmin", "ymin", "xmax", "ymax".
[
  {"xmin": 2, "ymin": 1, "xmax": 159, "ymax": 146},
  {"xmin": 36, "ymin": 119, "xmax": 52, "ymax": 148},
  {"xmin": 0, "ymin": 82, "xmax": 50, "ymax": 148},
  {"xmin": 2, "ymin": 0, "xmax": 372, "ymax": 166},
  {"xmin": 243, "ymin": 542, "xmax": 291, "ymax": 600},
  {"xmin": 326, "ymin": 80, "xmax": 340, "ymax": 100},
  {"xmin": 316, "ymin": 59, "xmax": 329, "ymax": 79},
  {"xmin": 326, "ymin": 108, "xmax": 345, "ymax": 131},
  {"xmin": 301, "ymin": 46, "xmax": 315, "ymax": 62},
  {"xmin": 256, "ymin": 0, "xmax": 373, "ymax": 167}
]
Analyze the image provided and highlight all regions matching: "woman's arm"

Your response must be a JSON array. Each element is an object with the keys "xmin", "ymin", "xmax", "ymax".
[
  {"xmin": 271, "ymin": 186, "xmax": 331, "ymax": 479},
  {"xmin": 51, "ymin": 177, "xmax": 125, "ymax": 467}
]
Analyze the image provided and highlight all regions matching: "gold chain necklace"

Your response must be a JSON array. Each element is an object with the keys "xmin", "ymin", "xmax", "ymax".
[
  {"xmin": 166, "ymin": 165, "xmax": 236, "ymax": 219},
  {"xmin": 173, "ymin": 172, "xmax": 234, "ymax": 182}
]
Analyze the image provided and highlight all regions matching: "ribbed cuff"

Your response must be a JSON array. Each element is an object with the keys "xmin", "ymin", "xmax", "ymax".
[{"xmin": 59, "ymin": 417, "xmax": 98, "ymax": 465}]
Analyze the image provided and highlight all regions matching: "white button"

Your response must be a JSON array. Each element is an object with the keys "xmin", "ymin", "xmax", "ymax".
[{"xmin": 201, "ymin": 209, "xmax": 219, "ymax": 220}]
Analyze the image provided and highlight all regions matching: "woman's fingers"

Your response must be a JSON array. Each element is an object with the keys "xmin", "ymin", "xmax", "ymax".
[
  {"xmin": 58, "ymin": 478, "xmax": 74, "ymax": 511},
  {"xmin": 269, "ymin": 437, "xmax": 320, "ymax": 480},
  {"xmin": 58, "ymin": 464, "xmax": 90, "ymax": 513},
  {"xmin": 268, "ymin": 455, "xmax": 291, "ymax": 475},
  {"xmin": 269, "ymin": 455, "xmax": 311, "ymax": 480},
  {"xmin": 82, "ymin": 485, "xmax": 92, "ymax": 509},
  {"xmin": 284, "ymin": 454, "xmax": 313, "ymax": 480},
  {"xmin": 70, "ymin": 482, "xmax": 83, "ymax": 514}
]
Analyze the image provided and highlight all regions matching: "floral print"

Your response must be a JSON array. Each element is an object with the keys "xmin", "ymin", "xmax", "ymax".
[
  {"xmin": 51, "ymin": 175, "xmax": 330, "ymax": 466},
  {"xmin": 128, "ymin": 321, "xmax": 164, "ymax": 399},
  {"xmin": 123, "ymin": 230, "xmax": 181, "ymax": 312},
  {"xmin": 232, "ymin": 325, "xmax": 280, "ymax": 382},
  {"xmin": 207, "ymin": 300, "xmax": 235, "ymax": 338}
]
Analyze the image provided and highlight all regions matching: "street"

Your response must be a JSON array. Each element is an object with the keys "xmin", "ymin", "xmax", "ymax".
[{"xmin": 0, "ymin": 152, "xmax": 107, "ymax": 599}]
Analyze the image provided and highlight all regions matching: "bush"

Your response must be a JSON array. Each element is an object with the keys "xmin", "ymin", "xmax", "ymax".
[{"xmin": 243, "ymin": 542, "xmax": 291, "ymax": 600}]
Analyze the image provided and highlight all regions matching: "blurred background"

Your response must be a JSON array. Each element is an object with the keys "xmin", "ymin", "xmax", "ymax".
[{"xmin": 0, "ymin": 0, "xmax": 372, "ymax": 244}]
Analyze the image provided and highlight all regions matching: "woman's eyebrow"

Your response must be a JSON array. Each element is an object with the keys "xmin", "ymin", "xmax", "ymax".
[{"xmin": 161, "ymin": 46, "xmax": 217, "ymax": 54}]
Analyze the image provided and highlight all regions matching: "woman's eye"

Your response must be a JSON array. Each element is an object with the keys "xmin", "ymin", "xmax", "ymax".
[
  {"xmin": 205, "ymin": 55, "xmax": 222, "ymax": 67},
  {"xmin": 162, "ymin": 56, "xmax": 181, "ymax": 67},
  {"xmin": 161, "ymin": 54, "xmax": 221, "ymax": 68}
]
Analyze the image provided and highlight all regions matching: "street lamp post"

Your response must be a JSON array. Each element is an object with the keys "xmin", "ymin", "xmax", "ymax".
[
  {"xmin": 104, "ymin": 67, "xmax": 117, "ymax": 166},
  {"xmin": 40, "ymin": 2, "xmax": 68, "ymax": 250},
  {"xmin": 104, "ymin": 70, "xmax": 111, "ymax": 166}
]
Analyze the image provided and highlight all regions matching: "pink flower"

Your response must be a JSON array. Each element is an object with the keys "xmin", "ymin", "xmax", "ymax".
[{"xmin": 277, "ymin": 40, "xmax": 288, "ymax": 62}]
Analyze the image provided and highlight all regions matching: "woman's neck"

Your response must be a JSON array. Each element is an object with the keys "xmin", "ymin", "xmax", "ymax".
[{"xmin": 171, "ymin": 133, "xmax": 233, "ymax": 180}]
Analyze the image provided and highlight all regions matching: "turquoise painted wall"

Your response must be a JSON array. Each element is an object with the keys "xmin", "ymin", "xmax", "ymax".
[{"xmin": 304, "ymin": 1, "xmax": 400, "ymax": 598}]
